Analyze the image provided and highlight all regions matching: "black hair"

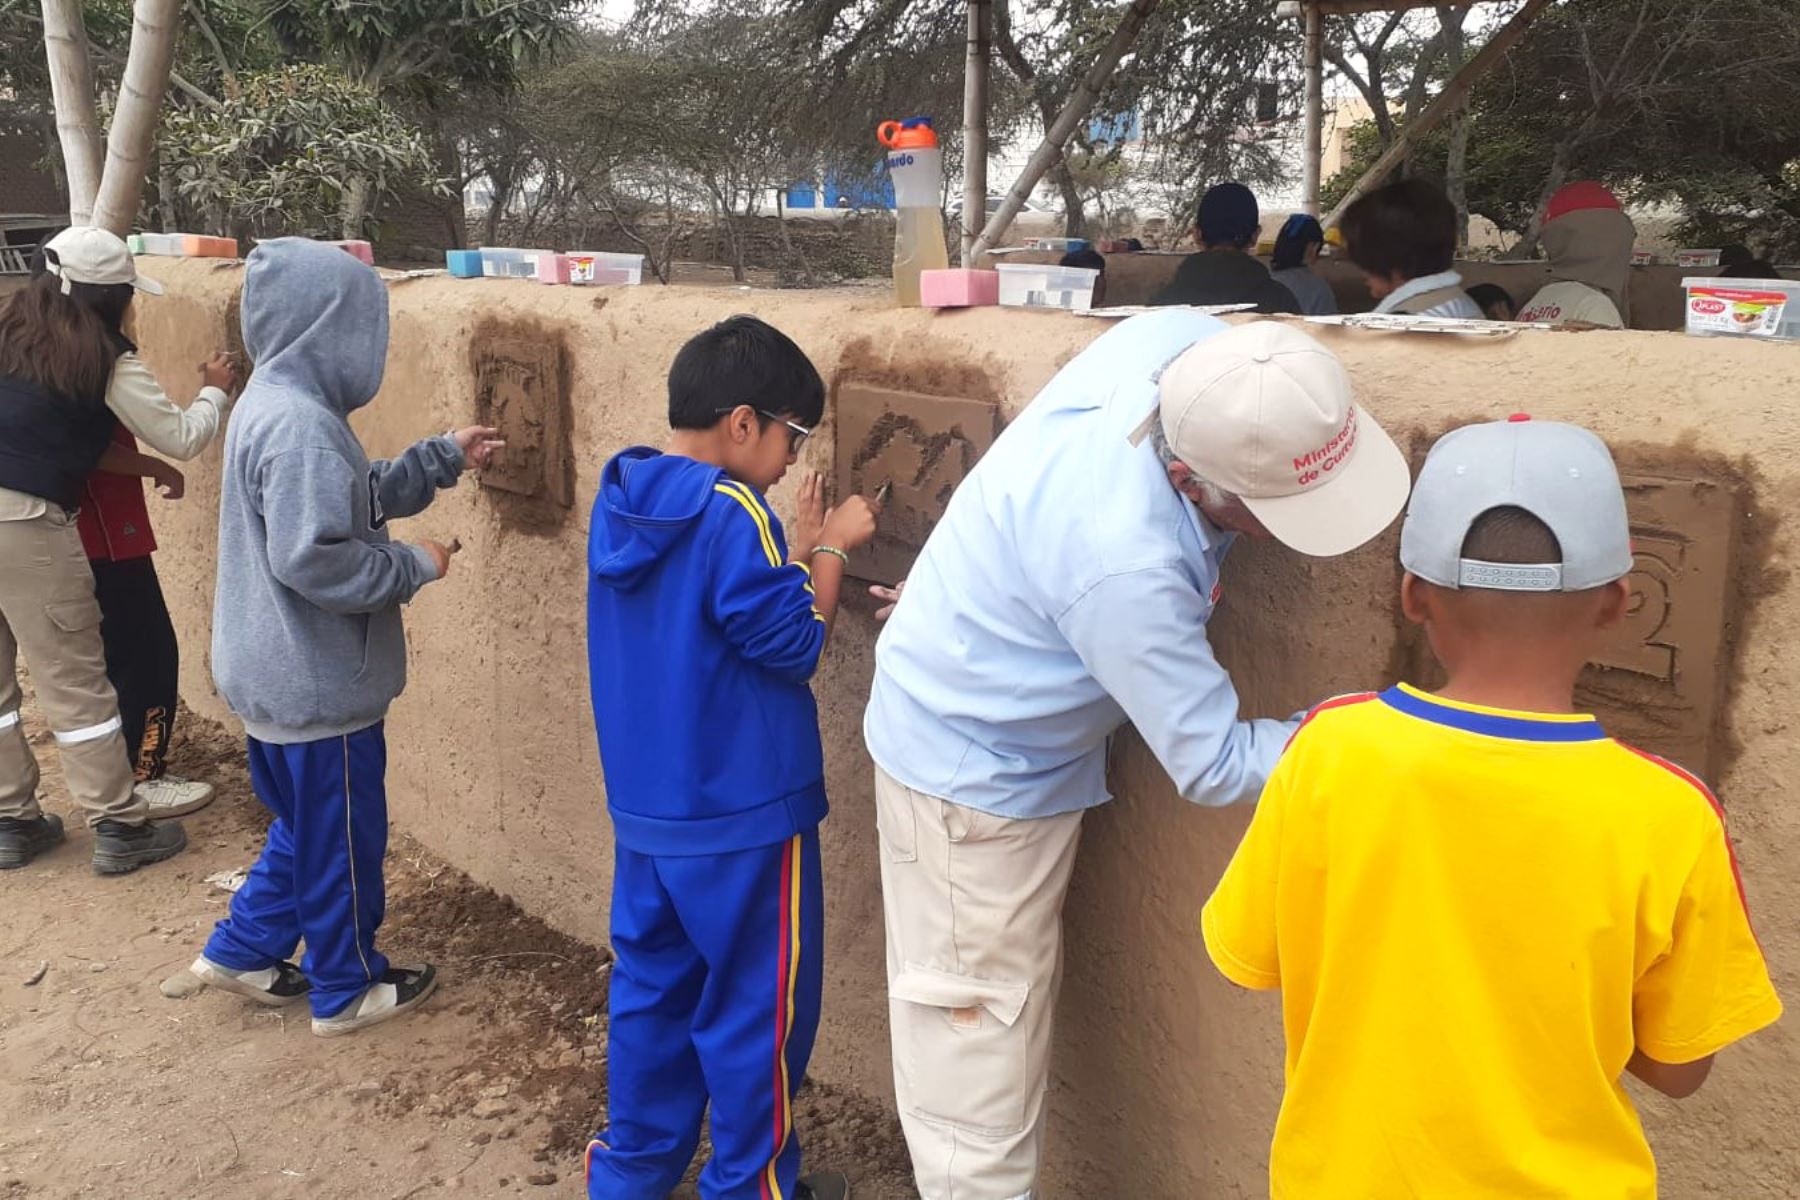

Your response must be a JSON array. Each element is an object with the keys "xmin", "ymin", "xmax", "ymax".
[
  {"xmin": 1340, "ymin": 178, "xmax": 1458, "ymax": 282},
  {"xmin": 1059, "ymin": 248, "xmax": 1106, "ymax": 274},
  {"xmin": 1461, "ymin": 506, "xmax": 1560, "ymax": 565},
  {"xmin": 667, "ymin": 315, "xmax": 825, "ymax": 431},
  {"xmin": 1720, "ymin": 258, "xmax": 1782, "ymax": 281},
  {"xmin": 1464, "ymin": 282, "xmax": 1514, "ymax": 317},
  {"xmin": 1271, "ymin": 213, "xmax": 1324, "ymax": 271},
  {"xmin": 1122, "ymin": 237, "xmax": 1145, "ymax": 252},
  {"xmin": 1719, "ymin": 244, "xmax": 1754, "ymax": 273}
]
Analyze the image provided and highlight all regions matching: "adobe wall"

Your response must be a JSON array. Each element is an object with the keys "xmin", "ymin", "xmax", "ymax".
[{"xmin": 133, "ymin": 261, "xmax": 1798, "ymax": 1196}]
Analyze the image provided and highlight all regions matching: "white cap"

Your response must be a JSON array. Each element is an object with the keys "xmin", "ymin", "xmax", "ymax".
[
  {"xmin": 1157, "ymin": 323, "xmax": 1410, "ymax": 556},
  {"xmin": 1400, "ymin": 416, "xmax": 1633, "ymax": 591},
  {"xmin": 42, "ymin": 226, "xmax": 163, "ymax": 296}
]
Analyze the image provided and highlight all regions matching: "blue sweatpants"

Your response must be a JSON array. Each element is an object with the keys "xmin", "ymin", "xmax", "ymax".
[
  {"xmin": 203, "ymin": 724, "xmax": 390, "ymax": 1019},
  {"xmin": 587, "ymin": 830, "xmax": 824, "ymax": 1200}
]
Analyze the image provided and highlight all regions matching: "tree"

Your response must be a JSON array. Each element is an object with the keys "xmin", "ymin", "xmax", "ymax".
[{"xmin": 159, "ymin": 63, "xmax": 442, "ymax": 239}]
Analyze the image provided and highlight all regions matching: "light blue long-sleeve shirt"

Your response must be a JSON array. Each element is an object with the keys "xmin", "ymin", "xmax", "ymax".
[{"xmin": 864, "ymin": 310, "xmax": 1298, "ymax": 820}]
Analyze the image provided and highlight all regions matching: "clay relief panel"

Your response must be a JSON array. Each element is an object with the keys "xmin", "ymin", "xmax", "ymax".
[
  {"xmin": 833, "ymin": 383, "xmax": 1001, "ymax": 582},
  {"xmin": 1576, "ymin": 472, "xmax": 1740, "ymax": 778},
  {"xmin": 471, "ymin": 330, "xmax": 573, "ymax": 526}
]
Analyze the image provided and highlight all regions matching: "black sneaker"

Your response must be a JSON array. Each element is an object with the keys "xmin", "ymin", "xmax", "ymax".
[
  {"xmin": 91, "ymin": 818, "xmax": 188, "ymax": 875},
  {"xmin": 190, "ymin": 955, "xmax": 311, "ymax": 1006},
  {"xmin": 0, "ymin": 813, "xmax": 66, "ymax": 869},
  {"xmin": 312, "ymin": 964, "xmax": 439, "ymax": 1037},
  {"xmin": 796, "ymin": 1171, "xmax": 851, "ymax": 1200}
]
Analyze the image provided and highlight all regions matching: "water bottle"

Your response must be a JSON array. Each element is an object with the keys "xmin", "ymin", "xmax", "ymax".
[{"xmin": 880, "ymin": 116, "xmax": 950, "ymax": 306}]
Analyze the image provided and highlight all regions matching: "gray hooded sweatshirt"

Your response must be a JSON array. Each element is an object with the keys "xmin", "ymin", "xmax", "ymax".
[{"xmin": 211, "ymin": 238, "xmax": 463, "ymax": 744}]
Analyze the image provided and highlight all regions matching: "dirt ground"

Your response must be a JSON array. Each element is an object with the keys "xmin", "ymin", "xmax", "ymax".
[{"xmin": 0, "ymin": 702, "xmax": 915, "ymax": 1200}]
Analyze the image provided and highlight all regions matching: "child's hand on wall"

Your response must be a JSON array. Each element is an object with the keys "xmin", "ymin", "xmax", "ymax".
[
  {"xmin": 200, "ymin": 352, "xmax": 238, "ymax": 393},
  {"xmin": 790, "ymin": 470, "xmax": 827, "ymax": 563},
  {"xmin": 419, "ymin": 538, "xmax": 457, "ymax": 580},
  {"xmin": 451, "ymin": 426, "xmax": 506, "ymax": 472}
]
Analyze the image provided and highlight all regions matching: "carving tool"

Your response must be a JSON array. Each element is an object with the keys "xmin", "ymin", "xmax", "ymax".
[{"xmin": 875, "ymin": 480, "xmax": 892, "ymax": 506}]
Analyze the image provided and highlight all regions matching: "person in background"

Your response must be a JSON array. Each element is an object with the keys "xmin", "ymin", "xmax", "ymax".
[
  {"xmin": 1203, "ymin": 417, "xmax": 1782, "ymax": 1197},
  {"xmin": 1152, "ymin": 182, "xmax": 1299, "ymax": 313},
  {"xmin": 584, "ymin": 316, "xmax": 878, "ymax": 1200},
  {"xmin": 30, "ymin": 229, "xmax": 241, "ymax": 822},
  {"xmin": 1340, "ymin": 179, "xmax": 1482, "ymax": 319},
  {"xmin": 1059, "ymin": 247, "xmax": 1108, "ymax": 308},
  {"xmin": 190, "ymin": 238, "xmax": 501, "ymax": 1035},
  {"xmin": 1465, "ymin": 282, "xmax": 1516, "ymax": 322},
  {"xmin": 0, "ymin": 231, "xmax": 189, "ymax": 873},
  {"xmin": 1270, "ymin": 213, "xmax": 1337, "ymax": 315},
  {"xmin": 1720, "ymin": 256, "xmax": 1783, "ymax": 281},
  {"xmin": 1517, "ymin": 182, "xmax": 1633, "ymax": 328}
]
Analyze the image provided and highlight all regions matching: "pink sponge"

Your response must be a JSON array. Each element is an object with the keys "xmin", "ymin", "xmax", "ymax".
[
  {"xmin": 921, "ymin": 268, "xmax": 999, "ymax": 308},
  {"xmin": 328, "ymin": 239, "xmax": 374, "ymax": 265},
  {"xmin": 535, "ymin": 253, "xmax": 571, "ymax": 284}
]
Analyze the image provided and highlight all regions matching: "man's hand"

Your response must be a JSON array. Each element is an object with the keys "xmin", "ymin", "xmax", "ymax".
[
  {"xmin": 420, "ymin": 538, "xmax": 458, "ymax": 580},
  {"xmin": 789, "ymin": 470, "xmax": 827, "ymax": 562},
  {"xmin": 821, "ymin": 494, "xmax": 882, "ymax": 553},
  {"xmin": 870, "ymin": 580, "xmax": 906, "ymax": 621},
  {"xmin": 149, "ymin": 459, "xmax": 185, "ymax": 500},
  {"xmin": 200, "ymin": 352, "xmax": 238, "ymax": 393},
  {"xmin": 452, "ymin": 425, "xmax": 506, "ymax": 471}
]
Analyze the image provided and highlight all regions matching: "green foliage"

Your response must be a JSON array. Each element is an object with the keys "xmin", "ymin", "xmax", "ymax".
[{"xmin": 159, "ymin": 63, "xmax": 442, "ymax": 236}]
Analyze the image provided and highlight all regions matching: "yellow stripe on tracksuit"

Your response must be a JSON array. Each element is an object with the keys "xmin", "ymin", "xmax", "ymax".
[
  {"xmin": 763, "ymin": 834, "xmax": 804, "ymax": 1200},
  {"xmin": 715, "ymin": 482, "xmax": 824, "ymax": 622}
]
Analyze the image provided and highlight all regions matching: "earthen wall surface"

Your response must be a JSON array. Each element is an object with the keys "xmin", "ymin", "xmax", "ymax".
[{"xmin": 134, "ymin": 261, "xmax": 1799, "ymax": 1196}]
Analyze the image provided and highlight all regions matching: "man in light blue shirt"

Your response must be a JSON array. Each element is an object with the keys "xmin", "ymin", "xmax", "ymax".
[{"xmin": 866, "ymin": 313, "xmax": 1411, "ymax": 1200}]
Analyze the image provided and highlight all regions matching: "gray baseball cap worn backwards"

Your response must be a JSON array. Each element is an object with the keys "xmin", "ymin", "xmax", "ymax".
[{"xmin": 1400, "ymin": 416, "xmax": 1634, "ymax": 592}]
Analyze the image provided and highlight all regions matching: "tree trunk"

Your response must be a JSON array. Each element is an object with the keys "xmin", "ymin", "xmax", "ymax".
[
  {"xmin": 774, "ymin": 191, "xmax": 814, "ymax": 286},
  {"xmin": 1440, "ymin": 8, "xmax": 1470, "ymax": 248},
  {"xmin": 340, "ymin": 175, "xmax": 371, "ymax": 241},
  {"xmin": 39, "ymin": 0, "xmax": 104, "ymax": 225},
  {"xmin": 1053, "ymin": 158, "xmax": 1085, "ymax": 238},
  {"xmin": 90, "ymin": 0, "xmax": 184, "ymax": 236},
  {"xmin": 157, "ymin": 151, "xmax": 178, "ymax": 232}
]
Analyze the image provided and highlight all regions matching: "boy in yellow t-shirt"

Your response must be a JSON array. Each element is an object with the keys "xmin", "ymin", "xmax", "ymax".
[{"xmin": 1203, "ymin": 417, "xmax": 1782, "ymax": 1199}]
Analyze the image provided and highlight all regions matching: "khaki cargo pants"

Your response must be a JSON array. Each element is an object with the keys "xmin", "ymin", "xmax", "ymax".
[
  {"xmin": 876, "ymin": 766, "xmax": 1084, "ymax": 1200},
  {"xmin": 0, "ymin": 507, "xmax": 145, "ymax": 827}
]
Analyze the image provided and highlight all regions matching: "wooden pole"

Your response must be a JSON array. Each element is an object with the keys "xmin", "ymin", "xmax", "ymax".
[
  {"xmin": 39, "ymin": 0, "xmax": 103, "ymax": 225},
  {"xmin": 962, "ymin": 0, "xmax": 991, "ymax": 261},
  {"xmin": 1301, "ymin": 1, "xmax": 1323, "ymax": 215},
  {"xmin": 1324, "ymin": 0, "xmax": 1552, "ymax": 227},
  {"xmin": 969, "ymin": 0, "xmax": 1161, "ymax": 261},
  {"xmin": 90, "ymin": 0, "xmax": 183, "ymax": 236}
]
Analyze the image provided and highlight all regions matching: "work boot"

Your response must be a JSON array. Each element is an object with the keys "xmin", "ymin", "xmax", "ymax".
[
  {"xmin": 312, "ymin": 964, "xmax": 439, "ymax": 1038},
  {"xmin": 134, "ymin": 775, "xmax": 216, "ymax": 819},
  {"xmin": 797, "ymin": 1171, "xmax": 851, "ymax": 1200},
  {"xmin": 0, "ymin": 813, "xmax": 66, "ymax": 869},
  {"xmin": 190, "ymin": 955, "xmax": 311, "ymax": 1006},
  {"xmin": 91, "ymin": 818, "xmax": 188, "ymax": 875}
]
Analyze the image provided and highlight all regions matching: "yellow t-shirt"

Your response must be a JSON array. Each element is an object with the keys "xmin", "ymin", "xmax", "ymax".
[{"xmin": 1202, "ymin": 684, "xmax": 1783, "ymax": 1199}]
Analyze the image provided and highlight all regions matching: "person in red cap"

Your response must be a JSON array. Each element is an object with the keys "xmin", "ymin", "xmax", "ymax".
[{"xmin": 1518, "ymin": 182, "xmax": 1635, "ymax": 328}]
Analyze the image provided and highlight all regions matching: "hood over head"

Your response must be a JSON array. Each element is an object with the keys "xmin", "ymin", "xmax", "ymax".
[
  {"xmin": 1541, "ymin": 183, "xmax": 1635, "ymax": 319},
  {"xmin": 241, "ymin": 237, "xmax": 390, "ymax": 414},
  {"xmin": 590, "ymin": 448, "xmax": 723, "ymax": 590}
]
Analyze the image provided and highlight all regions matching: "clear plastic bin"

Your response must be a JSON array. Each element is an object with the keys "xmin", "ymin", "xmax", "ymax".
[
  {"xmin": 996, "ymin": 263, "xmax": 1099, "ymax": 312},
  {"xmin": 1682, "ymin": 277, "xmax": 1800, "ymax": 340},
  {"xmin": 566, "ymin": 251, "xmax": 645, "ymax": 286},
  {"xmin": 479, "ymin": 248, "xmax": 548, "ymax": 279}
]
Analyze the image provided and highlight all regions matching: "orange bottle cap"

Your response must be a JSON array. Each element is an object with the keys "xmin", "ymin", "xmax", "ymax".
[{"xmin": 878, "ymin": 117, "xmax": 939, "ymax": 150}]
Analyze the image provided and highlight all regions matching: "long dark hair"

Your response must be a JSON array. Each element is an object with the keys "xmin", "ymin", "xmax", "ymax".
[
  {"xmin": 1272, "ymin": 213, "xmax": 1324, "ymax": 271},
  {"xmin": 0, "ymin": 272, "xmax": 121, "ymax": 400}
]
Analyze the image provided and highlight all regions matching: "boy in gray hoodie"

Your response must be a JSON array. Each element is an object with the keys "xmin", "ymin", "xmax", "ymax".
[{"xmin": 189, "ymin": 238, "xmax": 500, "ymax": 1036}]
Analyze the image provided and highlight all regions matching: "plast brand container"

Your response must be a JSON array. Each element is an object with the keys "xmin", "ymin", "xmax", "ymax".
[
  {"xmin": 1682, "ymin": 277, "xmax": 1800, "ymax": 340},
  {"xmin": 566, "ymin": 251, "xmax": 645, "ymax": 286},
  {"xmin": 879, "ymin": 117, "xmax": 950, "ymax": 307}
]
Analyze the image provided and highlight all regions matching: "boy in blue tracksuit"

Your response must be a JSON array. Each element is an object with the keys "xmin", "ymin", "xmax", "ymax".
[
  {"xmin": 585, "ymin": 316, "xmax": 879, "ymax": 1200},
  {"xmin": 188, "ymin": 239, "xmax": 501, "ymax": 1036}
]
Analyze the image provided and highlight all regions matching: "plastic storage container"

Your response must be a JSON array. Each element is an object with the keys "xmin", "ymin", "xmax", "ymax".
[
  {"xmin": 996, "ymin": 263, "xmax": 1099, "ymax": 312},
  {"xmin": 1682, "ymin": 277, "xmax": 1800, "ymax": 340},
  {"xmin": 446, "ymin": 249, "xmax": 483, "ymax": 278},
  {"xmin": 566, "ymin": 251, "xmax": 644, "ymax": 286},
  {"xmin": 128, "ymin": 233, "xmax": 185, "ymax": 256},
  {"xmin": 479, "ymin": 247, "xmax": 549, "ymax": 279}
]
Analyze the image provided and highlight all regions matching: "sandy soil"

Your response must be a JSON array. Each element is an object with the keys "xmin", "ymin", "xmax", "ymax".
[{"xmin": 0, "ymin": 701, "xmax": 914, "ymax": 1199}]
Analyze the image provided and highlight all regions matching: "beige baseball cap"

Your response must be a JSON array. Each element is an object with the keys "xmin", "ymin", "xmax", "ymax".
[
  {"xmin": 1157, "ymin": 322, "xmax": 1410, "ymax": 556},
  {"xmin": 42, "ymin": 226, "xmax": 164, "ymax": 296}
]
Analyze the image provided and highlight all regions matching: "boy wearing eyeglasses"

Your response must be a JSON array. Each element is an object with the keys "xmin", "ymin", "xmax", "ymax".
[{"xmin": 584, "ymin": 315, "xmax": 880, "ymax": 1200}]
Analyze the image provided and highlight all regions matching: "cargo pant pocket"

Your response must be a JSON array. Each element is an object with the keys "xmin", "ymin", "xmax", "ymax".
[
  {"xmin": 890, "ymin": 963, "xmax": 1031, "ymax": 1136},
  {"xmin": 46, "ymin": 597, "xmax": 103, "ymax": 635}
]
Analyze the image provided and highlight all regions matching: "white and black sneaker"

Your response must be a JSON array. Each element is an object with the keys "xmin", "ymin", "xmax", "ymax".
[
  {"xmin": 189, "ymin": 955, "xmax": 311, "ymax": 1006},
  {"xmin": 311, "ymin": 964, "xmax": 439, "ymax": 1038},
  {"xmin": 134, "ymin": 776, "xmax": 216, "ymax": 819}
]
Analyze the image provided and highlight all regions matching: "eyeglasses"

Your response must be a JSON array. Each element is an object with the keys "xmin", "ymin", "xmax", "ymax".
[{"xmin": 717, "ymin": 406, "xmax": 813, "ymax": 452}]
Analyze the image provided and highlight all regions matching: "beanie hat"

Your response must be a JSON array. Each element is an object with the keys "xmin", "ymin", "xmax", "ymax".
[
  {"xmin": 1197, "ymin": 182, "xmax": 1260, "ymax": 248},
  {"xmin": 1545, "ymin": 181, "xmax": 1622, "ymax": 223}
]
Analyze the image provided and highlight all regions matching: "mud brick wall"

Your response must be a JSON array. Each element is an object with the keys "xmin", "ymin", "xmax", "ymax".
[{"xmin": 133, "ymin": 262, "xmax": 1799, "ymax": 1197}]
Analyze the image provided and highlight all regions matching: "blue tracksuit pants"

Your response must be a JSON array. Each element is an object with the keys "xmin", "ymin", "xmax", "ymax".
[
  {"xmin": 202, "ymin": 724, "xmax": 390, "ymax": 1019},
  {"xmin": 587, "ymin": 829, "xmax": 824, "ymax": 1200}
]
